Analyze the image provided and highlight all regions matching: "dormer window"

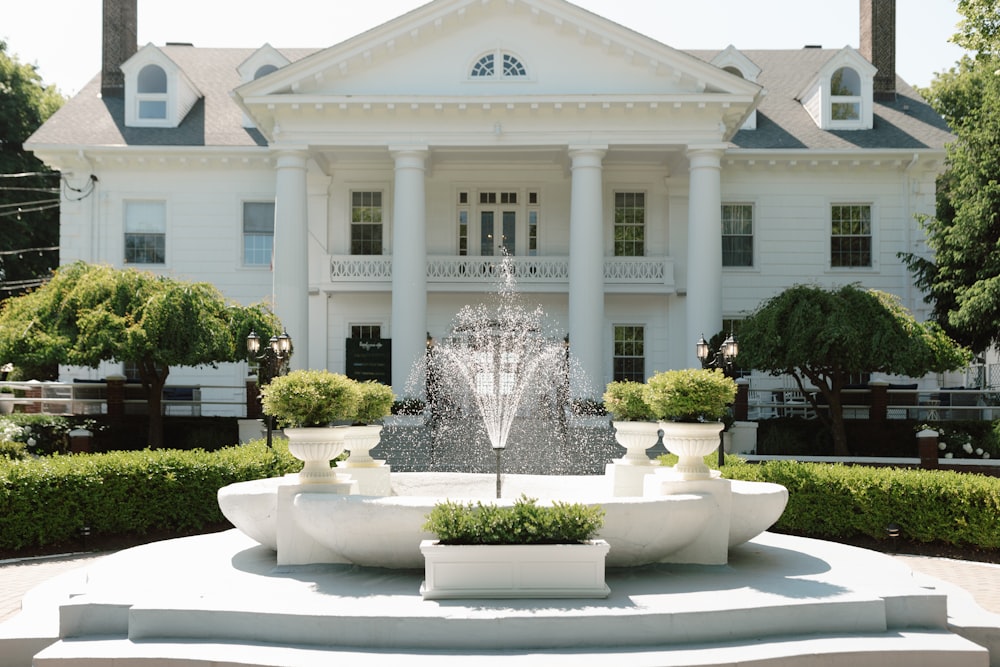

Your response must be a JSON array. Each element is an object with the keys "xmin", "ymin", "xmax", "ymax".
[
  {"xmin": 831, "ymin": 67, "xmax": 861, "ymax": 121},
  {"xmin": 797, "ymin": 47, "xmax": 876, "ymax": 130},
  {"xmin": 470, "ymin": 51, "xmax": 527, "ymax": 79},
  {"xmin": 237, "ymin": 45, "xmax": 291, "ymax": 128},
  {"xmin": 137, "ymin": 64, "xmax": 168, "ymax": 120},
  {"xmin": 711, "ymin": 47, "xmax": 761, "ymax": 130},
  {"xmin": 121, "ymin": 44, "xmax": 202, "ymax": 128},
  {"xmin": 254, "ymin": 64, "xmax": 278, "ymax": 80}
]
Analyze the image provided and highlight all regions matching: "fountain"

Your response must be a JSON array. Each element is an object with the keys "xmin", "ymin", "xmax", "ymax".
[{"xmin": 4, "ymin": 261, "xmax": 996, "ymax": 666}]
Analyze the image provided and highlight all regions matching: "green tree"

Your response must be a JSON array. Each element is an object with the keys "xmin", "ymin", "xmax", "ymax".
[
  {"xmin": 0, "ymin": 262, "xmax": 282, "ymax": 448},
  {"xmin": 902, "ymin": 1, "xmax": 1000, "ymax": 352},
  {"xmin": 737, "ymin": 284, "xmax": 969, "ymax": 457},
  {"xmin": 0, "ymin": 40, "xmax": 64, "ymax": 299}
]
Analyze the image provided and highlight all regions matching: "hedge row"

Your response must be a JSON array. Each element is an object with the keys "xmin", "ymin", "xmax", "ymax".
[
  {"xmin": 721, "ymin": 458, "xmax": 1000, "ymax": 548},
  {"xmin": 4, "ymin": 443, "xmax": 999, "ymax": 553},
  {"xmin": 0, "ymin": 440, "xmax": 300, "ymax": 551}
]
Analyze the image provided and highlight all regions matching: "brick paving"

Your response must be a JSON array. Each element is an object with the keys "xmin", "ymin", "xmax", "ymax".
[{"xmin": 2, "ymin": 547, "xmax": 999, "ymax": 626}]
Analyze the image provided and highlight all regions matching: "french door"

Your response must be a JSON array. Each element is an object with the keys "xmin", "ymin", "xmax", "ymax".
[{"xmin": 479, "ymin": 209, "xmax": 516, "ymax": 256}]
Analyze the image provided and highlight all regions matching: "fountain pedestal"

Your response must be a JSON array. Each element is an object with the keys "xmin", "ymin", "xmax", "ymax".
[
  {"xmin": 644, "ymin": 473, "xmax": 733, "ymax": 565},
  {"xmin": 335, "ymin": 462, "xmax": 391, "ymax": 495},
  {"xmin": 276, "ymin": 478, "xmax": 357, "ymax": 566},
  {"xmin": 605, "ymin": 459, "xmax": 660, "ymax": 496}
]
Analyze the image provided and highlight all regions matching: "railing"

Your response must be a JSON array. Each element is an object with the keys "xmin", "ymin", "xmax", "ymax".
[
  {"xmin": 746, "ymin": 387, "xmax": 1000, "ymax": 421},
  {"xmin": 328, "ymin": 255, "xmax": 675, "ymax": 292},
  {"xmin": 0, "ymin": 381, "xmax": 250, "ymax": 418}
]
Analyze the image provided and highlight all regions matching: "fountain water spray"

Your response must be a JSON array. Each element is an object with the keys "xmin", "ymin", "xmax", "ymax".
[{"xmin": 431, "ymin": 257, "xmax": 567, "ymax": 496}]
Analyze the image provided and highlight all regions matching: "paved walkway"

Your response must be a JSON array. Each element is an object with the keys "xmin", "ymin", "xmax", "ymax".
[{"xmin": 2, "ymin": 546, "xmax": 999, "ymax": 625}]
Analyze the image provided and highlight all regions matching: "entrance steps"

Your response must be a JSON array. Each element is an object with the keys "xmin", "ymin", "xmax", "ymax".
[{"xmin": 2, "ymin": 530, "xmax": 995, "ymax": 666}]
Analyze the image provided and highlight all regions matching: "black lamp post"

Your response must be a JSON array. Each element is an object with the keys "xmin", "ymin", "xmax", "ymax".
[
  {"xmin": 247, "ymin": 329, "xmax": 294, "ymax": 447},
  {"xmin": 695, "ymin": 332, "xmax": 739, "ymax": 467}
]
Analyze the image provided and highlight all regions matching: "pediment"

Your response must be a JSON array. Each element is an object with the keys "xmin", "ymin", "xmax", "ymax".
[{"xmin": 235, "ymin": 0, "xmax": 760, "ymax": 102}]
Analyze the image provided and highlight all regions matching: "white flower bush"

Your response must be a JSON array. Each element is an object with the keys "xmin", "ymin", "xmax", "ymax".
[
  {"xmin": 918, "ymin": 424, "xmax": 997, "ymax": 460},
  {"xmin": 0, "ymin": 419, "xmax": 24, "ymax": 442}
]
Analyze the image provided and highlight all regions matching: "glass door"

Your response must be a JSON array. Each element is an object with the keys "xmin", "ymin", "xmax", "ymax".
[{"xmin": 479, "ymin": 209, "xmax": 516, "ymax": 256}]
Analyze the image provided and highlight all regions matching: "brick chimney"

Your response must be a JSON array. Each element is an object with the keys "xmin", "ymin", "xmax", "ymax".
[
  {"xmin": 860, "ymin": 0, "xmax": 896, "ymax": 101},
  {"xmin": 101, "ymin": 0, "xmax": 137, "ymax": 98}
]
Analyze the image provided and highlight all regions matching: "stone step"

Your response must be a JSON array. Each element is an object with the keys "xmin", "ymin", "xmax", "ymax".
[{"xmin": 33, "ymin": 631, "xmax": 989, "ymax": 667}]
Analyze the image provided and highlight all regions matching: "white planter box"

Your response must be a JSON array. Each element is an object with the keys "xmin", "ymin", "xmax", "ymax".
[{"xmin": 420, "ymin": 539, "xmax": 611, "ymax": 600}]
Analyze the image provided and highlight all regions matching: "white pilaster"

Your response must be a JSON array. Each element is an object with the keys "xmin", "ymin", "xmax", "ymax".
[
  {"xmin": 568, "ymin": 146, "xmax": 607, "ymax": 398},
  {"xmin": 390, "ymin": 148, "xmax": 429, "ymax": 395},
  {"xmin": 685, "ymin": 147, "xmax": 724, "ymax": 367},
  {"xmin": 273, "ymin": 148, "xmax": 309, "ymax": 370}
]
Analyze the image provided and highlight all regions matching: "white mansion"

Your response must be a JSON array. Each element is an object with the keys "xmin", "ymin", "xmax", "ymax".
[{"xmin": 26, "ymin": 0, "xmax": 952, "ymax": 403}]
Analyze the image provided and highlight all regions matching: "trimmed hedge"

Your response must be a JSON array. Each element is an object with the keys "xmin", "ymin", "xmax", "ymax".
[
  {"xmin": 720, "ymin": 458, "xmax": 1000, "ymax": 548},
  {"xmin": 0, "ymin": 439, "xmax": 300, "ymax": 551}
]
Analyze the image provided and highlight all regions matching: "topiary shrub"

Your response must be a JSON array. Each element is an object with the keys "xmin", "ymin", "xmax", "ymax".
[{"xmin": 645, "ymin": 368, "xmax": 737, "ymax": 422}]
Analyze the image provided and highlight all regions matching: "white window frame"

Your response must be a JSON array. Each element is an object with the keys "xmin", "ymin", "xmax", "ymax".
[
  {"xmin": 613, "ymin": 191, "xmax": 646, "ymax": 258},
  {"xmin": 829, "ymin": 202, "xmax": 875, "ymax": 270},
  {"xmin": 124, "ymin": 200, "xmax": 167, "ymax": 265},
  {"xmin": 242, "ymin": 201, "xmax": 274, "ymax": 268},
  {"xmin": 722, "ymin": 203, "xmax": 755, "ymax": 269},
  {"xmin": 468, "ymin": 50, "xmax": 530, "ymax": 80}
]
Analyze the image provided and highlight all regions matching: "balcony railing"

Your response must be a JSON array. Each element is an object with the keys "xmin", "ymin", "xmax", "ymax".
[{"xmin": 328, "ymin": 255, "xmax": 675, "ymax": 293}]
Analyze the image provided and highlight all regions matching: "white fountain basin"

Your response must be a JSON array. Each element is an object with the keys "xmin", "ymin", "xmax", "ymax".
[{"xmin": 219, "ymin": 472, "xmax": 788, "ymax": 568}]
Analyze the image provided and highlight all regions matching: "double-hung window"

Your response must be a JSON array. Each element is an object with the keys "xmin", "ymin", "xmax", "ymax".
[
  {"xmin": 242, "ymin": 202, "xmax": 274, "ymax": 267},
  {"xmin": 722, "ymin": 204, "xmax": 753, "ymax": 267},
  {"xmin": 613, "ymin": 325, "xmax": 645, "ymax": 383},
  {"xmin": 124, "ymin": 200, "xmax": 165, "ymax": 264},
  {"xmin": 351, "ymin": 191, "xmax": 383, "ymax": 255},
  {"xmin": 614, "ymin": 192, "xmax": 645, "ymax": 257},
  {"xmin": 831, "ymin": 204, "xmax": 872, "ymax": 268}
]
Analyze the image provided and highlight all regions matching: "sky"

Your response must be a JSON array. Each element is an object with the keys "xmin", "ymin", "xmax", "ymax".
[{"xmin": 3, "ymin": 0, "xmax": 968, "ymax": 97}]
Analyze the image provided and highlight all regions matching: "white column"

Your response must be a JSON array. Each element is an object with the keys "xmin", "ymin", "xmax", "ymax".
[
  {"xmin": 273, "ymin": 148, "xmax": 309, "ymax": 371},
  {"xmin": 568, "ymin": 146, "xmax": 607, "ymax": 398},
  {"xmin": 390, "ymin": 148, "xmax": 429, "ymax": 395},
  {"xmin": 685, "ymin": 147, "xmax": 724, "ymax": 367}
]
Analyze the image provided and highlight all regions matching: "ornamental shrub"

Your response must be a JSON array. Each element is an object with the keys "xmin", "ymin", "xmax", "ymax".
[
  {"xmin": 261, "ymin": 369, "xmax": 360, "ymax": 428},
  {"xmin": 0, "ymin": 439, "xmax": 300, "ymax": 551},
  {"xmin": 720, "ymin": 458, "xmax": 1000, "ymax": 549},
  {"xmin": 423, "ymin": 495, "xmax": 605, "ymax": 545},
  {"xmin": 603, "ymin": 381, "xmax": 653, "ymax": 421},
  {"xmin": 353, "ymin": 381, "xmax": 395, "ymax": 424},
  {"xmin": 645, "ymin": 368, "xmax": 737, "ymax": 422}
]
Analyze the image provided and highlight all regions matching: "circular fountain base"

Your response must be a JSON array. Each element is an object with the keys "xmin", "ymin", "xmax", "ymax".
[
  {"xmin": 22, "ymin": 529, "xmax": 991, "ymax": 666},
  {"xmin": 218, "ymin": 472, "xmax": 788, "ymax": 568}
]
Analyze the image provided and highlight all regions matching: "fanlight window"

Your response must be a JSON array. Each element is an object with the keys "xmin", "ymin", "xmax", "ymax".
[{"xmin": 470, "ymin": 51, "xmax": 527, "ymax": 79}]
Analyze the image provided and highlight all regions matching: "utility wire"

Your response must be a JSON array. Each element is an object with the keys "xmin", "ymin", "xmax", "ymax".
[{"xmin": 0, "ymin": 246, "xmax": 59, "ymax": 256}]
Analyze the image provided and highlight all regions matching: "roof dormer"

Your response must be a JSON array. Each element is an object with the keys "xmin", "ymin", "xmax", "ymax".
[
  {"xmin": 121, "ymin": 43, "xmax": 202, "ymax": 128},
  {"xmin": 238, "ymin": 45, "xmax": 291, "ymax": 128},
  {"xmin": 797, "ymin": 47, "xmax": 877, "ymax": 131},
  {"xmin": 711, "ymin": 46, "xmax": 761, "ymax": 130}
]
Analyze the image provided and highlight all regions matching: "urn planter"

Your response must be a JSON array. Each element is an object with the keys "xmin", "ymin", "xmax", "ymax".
[
  {"xmin": 284, "ymin": 426, "xmax": 350, "ymax": 484},
  {"xmin": 659, "ymin": 421, "xmax": 725, "ymax": 480},
  {"xmin": 342, "ymin": 424, "xmax": 384, "ymax": 466},
  {"xmin": 611, "ymin": 420, "xmax": 661, "ymax": 464},
  {"xmin": 419, "ymin": 539, "xmax": 611, "ymax": 600}
]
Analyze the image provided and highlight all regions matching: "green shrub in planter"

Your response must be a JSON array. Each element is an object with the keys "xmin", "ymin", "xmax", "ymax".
[
  {"xmin": 261, "ymin": 369, "xmax": 360, "ymax": 428},
  {"xmin": 423, "ymin": 495, "xmax": 605, "ymax": 545},
  {"xmin": 353, "ymin": 381, "xmax": 395, "ymax": 424},
  {"xmin": 645, "ymin": 368, "xmax": 737, "ymax": 422},
  {"xmin": 602, "ymin": 381, "xmax": 653, "ymax": 421}
]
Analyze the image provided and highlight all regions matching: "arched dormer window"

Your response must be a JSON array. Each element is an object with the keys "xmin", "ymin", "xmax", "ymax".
[
  {"xmin": 830, "ymin": 67, "xmax": 861, "ymax": 121},
  {"xmin": 122, "ymin": 44, "xmax": 201, "ymax": 128},
  {"xmin": 136, "ymin": 64, "xmax": 168, "ymax": 120},
  {"xmin": 236, "ymin": 45, "xmax": 292, "ymax": 128},
  {"xmin": 711, "ymin": 47, "xmax": 762, "ymax": 131},
  {"xmin": 254, "ymin": 64, "xmax": 279, "ymax": 80},
  {"xmin": 797, "ymin": 48, "xmax": 876, "ymax": 130},
  {"xmin": 469, "ymin": 50, "xmax": 528, "ymax": 79}
]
